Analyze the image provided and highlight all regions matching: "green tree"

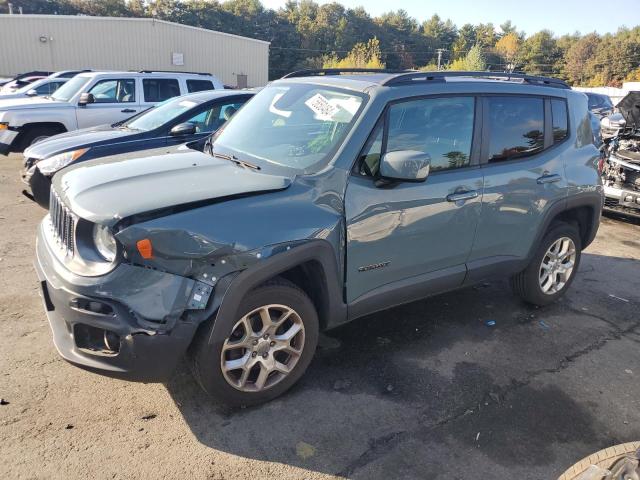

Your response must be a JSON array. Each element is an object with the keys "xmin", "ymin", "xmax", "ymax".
[
  {"xmin": 422, "ymin": 14, "xmax": 457, "ymax": 47},
  {"xmin": 448, "ymin": 43, "xmax": 486, "ymax": 71},
  {"xmin": 495, "ymin": 32, "xmax": 521, "ymax": 71},
  {"xmin": 452, "ymin": 24, "xmax": 476, "ymax": 60},
  {"xmin": 520, "ymin": 30, "xmax": 561, "ymax": 75},
  {"xmin": 563, "ymin": 33, "xmax": 600, "ymax": 84},
  {"xmin": 323, "ymin": 37, "xmax": 385, "ymax": 69}
]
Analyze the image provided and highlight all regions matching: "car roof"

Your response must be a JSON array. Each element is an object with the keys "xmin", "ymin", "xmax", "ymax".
[
  {"xmin": 75, "ymin": 71, "xmax": 217, "ymax": 79},
  {"xmin": 277, "ymin": 69, "xmax": 571, "ymax": 94}
]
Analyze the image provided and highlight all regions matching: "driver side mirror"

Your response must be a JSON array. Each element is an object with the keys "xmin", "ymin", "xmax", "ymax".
[
  {"xmin": 379, "ymin": 150, "xmax": 431, "ymax": 182},
  {"xmin": 78, "ymin": 92, "xmax": 95, "ymax": 106},
  {"xmin": 170, "ymin": 122, "xmax": 197, "ymax": 136},
  {"xmin": 26, "ymin": 89, "xmax": 38, "ymax": 97}
]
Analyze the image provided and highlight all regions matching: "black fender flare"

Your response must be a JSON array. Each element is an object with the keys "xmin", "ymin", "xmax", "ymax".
[
  {"xmin": 205, "ymin": 240, "xmax": 346, "ymax": 343},
  {"xmin": 526, "ymin": 190, "xmax": 602, "ymax": 261}
]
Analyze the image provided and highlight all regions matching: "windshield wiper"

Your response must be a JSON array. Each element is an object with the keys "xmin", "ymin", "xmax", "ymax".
[{"xmin": 211, "ymin": 152, "xmax": 261, "ymax": 170}]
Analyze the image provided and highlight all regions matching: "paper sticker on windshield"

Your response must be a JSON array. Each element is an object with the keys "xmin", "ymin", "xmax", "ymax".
[{"xmin": 305, "ymin": 93, "xmax": 340, "ymax": 120}]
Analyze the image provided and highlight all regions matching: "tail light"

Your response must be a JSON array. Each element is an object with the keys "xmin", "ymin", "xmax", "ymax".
[{"xmin": 597, "ymin": 154, "xmax": 605, "ymax": 175}]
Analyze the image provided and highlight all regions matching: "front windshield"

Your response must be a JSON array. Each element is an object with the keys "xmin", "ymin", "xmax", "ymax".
[
  {"xmin": 51, "ymin": 76, "xmax": 90, "ymax": 102},
  {"xmin": 211, "ymin": 84, "xmax": 366, "ymax": 172},
  {"xmin": 125, "ymin": 96, "xmax": 203, "ymax": 131}
]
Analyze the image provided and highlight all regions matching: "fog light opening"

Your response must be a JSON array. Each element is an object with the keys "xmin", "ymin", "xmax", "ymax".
[
  {"xmin": 74, "ymin": 324, "xmax": 120, "ymax": 355},
  {"xmin": 103, "ymin": 330, "xmax": 120, "ymax": 353}
]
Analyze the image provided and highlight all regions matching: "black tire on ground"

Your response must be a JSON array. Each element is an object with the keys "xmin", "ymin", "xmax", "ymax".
[
  {"xmin": 188, "ymin": 277, "xmax": 319, "ymax": 407},
  {"xmin": 558, "ymin": 442, "xmax": 640, "ymax": 480},
  {"xmin": 510, "ymin": 222, "xmax": 582, "ymax": 306},
  {"xmin": 18, "ymin": 126, "xmax": 63, "ymax": 151}
]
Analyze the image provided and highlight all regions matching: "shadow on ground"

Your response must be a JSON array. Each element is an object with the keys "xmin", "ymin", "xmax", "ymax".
[{"xmin": 165, "ymin": 252, "xmax": 640, "ymax": 478}]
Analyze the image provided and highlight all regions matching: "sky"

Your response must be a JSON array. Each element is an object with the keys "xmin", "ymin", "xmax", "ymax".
[{"xmin": 259, "ymin": 0, "xmax": 640, "ymax": 36}]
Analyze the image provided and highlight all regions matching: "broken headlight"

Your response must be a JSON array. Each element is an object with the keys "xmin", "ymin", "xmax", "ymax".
[
  {"xmin": 92, "ymin": 224, "xmax": 117, "ymax": 262},
  {"xmin": 38, "ymin": 148, "xmax": 89, "ymax": 176}
]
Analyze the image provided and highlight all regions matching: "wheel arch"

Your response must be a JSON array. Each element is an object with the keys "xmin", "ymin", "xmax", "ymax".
[
  {"xmin": 532, "ymin": 191, "xmax": 602, "ymax": 259},
  {"xmin": 208, "ymin": 240, "xmax": 346, "ymax": 343},
  {"xmin": 16, "ymin": 122, "xmax": 67, "ymax": 149}
]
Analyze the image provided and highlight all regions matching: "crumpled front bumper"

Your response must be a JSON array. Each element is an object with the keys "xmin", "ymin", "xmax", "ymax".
[
  {"xmin": 22, "ymin": 166, "xmax": 51, "ymax": 209},
  {"xmin": 35, "ymin": 220, "xmax": 204, "ymax": 382}
]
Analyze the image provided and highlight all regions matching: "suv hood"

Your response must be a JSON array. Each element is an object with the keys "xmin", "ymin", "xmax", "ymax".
[
  {"xmin": 54, "ymin": 145, "xmax": 292, "ymax": 227},
  {"xmin": 616, "ymin": 91, "xmax": 640, "ymax": 129},
  {"xmin": 0, "ymin": 96, "xmax": 69, "ymax": 111}
]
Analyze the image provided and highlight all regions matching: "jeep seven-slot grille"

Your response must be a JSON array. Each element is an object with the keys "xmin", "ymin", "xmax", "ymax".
[{"xmin": 49, "ymin": 189, "xmax": 75, "ymax": 256}]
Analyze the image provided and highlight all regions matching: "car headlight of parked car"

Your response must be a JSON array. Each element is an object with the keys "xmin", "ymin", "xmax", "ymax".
[
  {"xmin": 92, "ymin": 224, "xmax": 117, "ymax": 262},
  {"xmin": 37, "ymin": 148, "xmax": 89, "ymax": 176}
]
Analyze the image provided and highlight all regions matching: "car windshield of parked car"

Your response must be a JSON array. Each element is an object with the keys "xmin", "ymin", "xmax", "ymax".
[
  {"xmin": 124, "ymin": 96, "xmax": 204, "ymax": 131},
  {"xmin": 15, "ymin": 78, "xmax": 48, "ymax": 93},
  {"xmin": 51, "ymin": 76, "xmax": 90, "ymax": 102},
  {"xmin": 587, "ymin": 93, "xmax": 613, "ymax": 110},
  {"xmin": 211, "ymin": 84, "xmax": 366, "ymax": 173}
]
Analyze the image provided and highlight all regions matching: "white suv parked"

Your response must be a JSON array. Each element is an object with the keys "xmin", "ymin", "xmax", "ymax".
[{"xmin": 0, "ymin": 70, "xmax": 223, "ymax": 154}]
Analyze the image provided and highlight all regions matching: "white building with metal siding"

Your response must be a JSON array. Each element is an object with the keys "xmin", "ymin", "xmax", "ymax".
[{"xmin": 0, "ymin": 14, "xmax": 269, "ymax": 87}]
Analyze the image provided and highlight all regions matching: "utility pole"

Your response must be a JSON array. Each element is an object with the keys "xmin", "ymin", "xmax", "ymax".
[{"xmin": 436, "ymin": 48, "xmax": 446, "ymax": 70}]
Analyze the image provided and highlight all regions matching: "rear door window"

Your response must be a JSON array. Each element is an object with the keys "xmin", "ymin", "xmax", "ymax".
[
  {"xmin": 187, "ymin": 79, "xmax": 214, "ymax": 93},
  {"xmin": 486, "ymin": 96, "xmax": 544, "ymax": 162},
  {"xmin": 143, "ymin": 78, "xmax": 181, "ymax": 102}
]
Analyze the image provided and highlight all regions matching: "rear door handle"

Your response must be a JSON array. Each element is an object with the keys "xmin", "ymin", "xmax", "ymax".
[
  {"xmin": 537, "ymin": 174, "xmax": 562, "ymax": 184},
  {"xmin": 446, "ymin": 190, "xmax": 479, "ymax": 202},
  {"xmin": 121, "ymin": 108, "xmax": 136, "ymax": 113}
]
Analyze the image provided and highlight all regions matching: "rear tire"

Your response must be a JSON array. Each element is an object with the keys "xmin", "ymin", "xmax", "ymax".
[
  {"xmin": 188, "ymin": 278, "xmax": 319, "ymax": 407},
  {"xmin": 511, "ymin": 222, "xmax": 581, "ymax": 306}
]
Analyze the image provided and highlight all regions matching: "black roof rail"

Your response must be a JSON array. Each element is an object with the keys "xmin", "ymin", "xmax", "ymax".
[
  {"xmin": 282, "ymin": 68, "xmax": 417, "ymax": 79},
  {"xmin": 136, "ymin": 70, "xmax": 212, "ymax": 76},
  {"xmin": 382, "ymin": 71, "xmax": 570, "ymax": 89}
]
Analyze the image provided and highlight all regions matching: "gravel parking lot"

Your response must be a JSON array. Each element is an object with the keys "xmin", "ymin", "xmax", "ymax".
[{"xmin": 1, "ymin": 152, "xmax": 640, "ymax": 480}]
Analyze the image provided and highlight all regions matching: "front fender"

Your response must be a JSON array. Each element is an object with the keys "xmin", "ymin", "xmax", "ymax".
[{"xmin": 4, "ymin": 108, "xmax": 76, "ymax": 130}]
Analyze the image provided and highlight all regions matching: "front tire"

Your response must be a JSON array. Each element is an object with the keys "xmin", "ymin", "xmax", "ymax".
[
  {"xmin": 189, "ymin": 278, "xmax": 319, "ymax": 407},
  {"xmin": 18, "ymin": 126, "xmax": 63, "ymax": 151},
  {"xmin": 511, "ymin": 222, "xmax": 581, "ymax": 306}
]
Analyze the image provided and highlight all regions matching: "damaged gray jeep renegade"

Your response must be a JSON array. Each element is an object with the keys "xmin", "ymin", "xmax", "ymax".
[{"xmin": 35, "ymin": 70, "xmax": 603, "ymax": 406}]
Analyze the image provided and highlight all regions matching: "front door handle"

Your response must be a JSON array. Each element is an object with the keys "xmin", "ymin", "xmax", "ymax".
[
  {"xmin": 446, "ymin": 190, "xmax": 479, "ymax": 202},
  {"xmin": 537, "ymin": 173, "xmax": 562, "ymax": 184},
  {"xmin": 121, "ymin": 108, "xmax": 136, "ymax": 113}
]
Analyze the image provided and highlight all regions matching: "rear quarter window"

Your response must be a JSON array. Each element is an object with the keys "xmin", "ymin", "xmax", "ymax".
[
  {"xmin": 187, "ymin": 79, "xmax": 214, "ymax": 93},
  {"xmin": 486, "ymin": 96, "xmax": 544, "ymax": 163},
  {"xmin": 551, "ymin": 99, "xmax": 569, "ymax": 144}
]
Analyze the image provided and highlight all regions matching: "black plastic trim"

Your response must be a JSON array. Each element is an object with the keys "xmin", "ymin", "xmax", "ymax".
[
  {"xmin": 210, "ymin": 240, "xmax": 347, "ymax": 339},
  {"xmin": 347, "ymin": 264, "xmax": 466, "ymax": 320}
]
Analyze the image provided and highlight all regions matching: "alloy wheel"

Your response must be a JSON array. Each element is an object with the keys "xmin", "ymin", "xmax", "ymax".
[
  {"xmin": 539, "ymin": 236, "xmax": 576, "ymax": 295},
  {"xmin": 220, "ymin": 304, "xmax": 305, "ymax": 392}
]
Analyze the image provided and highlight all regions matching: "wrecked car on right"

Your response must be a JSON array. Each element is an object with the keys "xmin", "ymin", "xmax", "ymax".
[{"xmin": 601, "ymin": 91, "xmax": 640, "ymax": 218}]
